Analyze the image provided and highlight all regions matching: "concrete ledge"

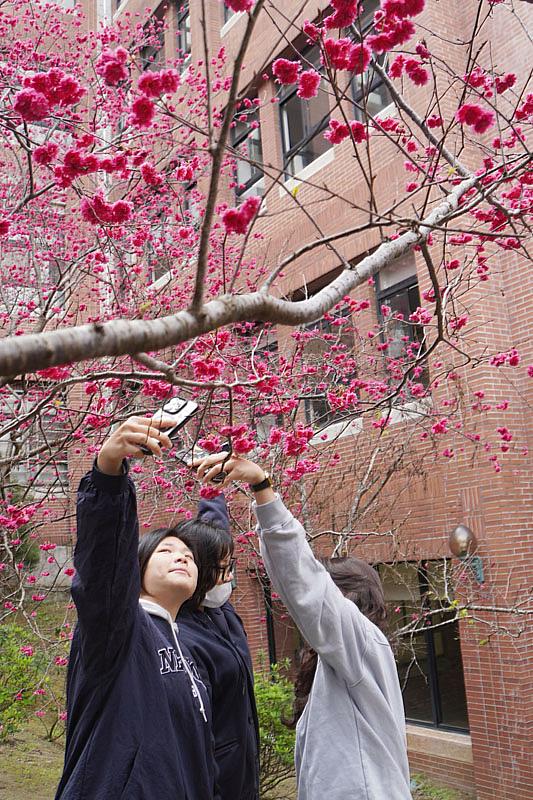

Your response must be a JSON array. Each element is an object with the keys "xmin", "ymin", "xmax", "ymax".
[{"xmin": 407, "ymin": 724, "xmax": 473, "ymax": 764}]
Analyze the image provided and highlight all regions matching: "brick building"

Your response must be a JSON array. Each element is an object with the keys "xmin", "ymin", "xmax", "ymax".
[{"xmin": 15, "ymin": 1, "xmax": 531, "ymax": 798}]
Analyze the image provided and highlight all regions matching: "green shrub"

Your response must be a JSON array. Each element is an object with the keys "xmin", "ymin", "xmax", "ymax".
[
  {"xmin": 0, "ymin": 624, "xmax": 47, "ymax": 740},
  {"xmin": 254, "ymin": 659, "xmax": 296, "ymax": 800}
]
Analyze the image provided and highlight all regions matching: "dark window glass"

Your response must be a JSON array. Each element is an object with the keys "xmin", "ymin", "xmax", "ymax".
[
  {"xmin": 145, "ymin": 212, "xmax": 173, "ymax": 283},
  {"xmin": 279, "ymin": 45, "xmax": 331, "ymax": 178},
  {"xmin": 376, "ymin": 260, "xmax": 429, "ymax": 388},
  {"xmin": 380, "ymin": 561, "xmax": 469, "ymax": 731},
  {"xmin": 231, "ymin": 107, "xmax": 264, "ymax": 199},
  {"xmin": 140, "ymin": 24, "xmax": 165, "ymax": 71},
  {"xmin": 3, "ymin": 390, "xmax": 69, "ymax": 491},
  {"xmin": 234, "ymin": 323, "xmax": 281, "ymax": 441},
  {"xmin": 348, "ymin": 0, "xmax": 391, "ymax": 120},
  {"xmin": 223, "ymin": 6, "xmax": 235, "ymax": 24},
  {"xmin": 176, "ymin": 1, "xmax": 191, "ymax": 62},
  {"xmin": 302, "ymin": 307, "xmax": 357, "ymax": 429}
]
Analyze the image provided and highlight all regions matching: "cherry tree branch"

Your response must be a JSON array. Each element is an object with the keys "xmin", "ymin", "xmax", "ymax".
[{"xmin": 0, "ymin": 172, "xmax": 480, "ymax": 377}]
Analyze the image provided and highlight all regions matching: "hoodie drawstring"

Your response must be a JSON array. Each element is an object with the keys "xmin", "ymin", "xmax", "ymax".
[
  {"xmin": 139, "ymin": 599, "xmax": 207, "ymax": 723},
  {"xmin": 171, "ymin": 622, "xmax": 208, "ymax": 723}
]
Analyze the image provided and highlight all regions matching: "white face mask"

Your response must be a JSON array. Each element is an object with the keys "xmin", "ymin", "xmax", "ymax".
[{"xmin": 203, "ymin": 581, "xmax": 233, "ymax": 608}]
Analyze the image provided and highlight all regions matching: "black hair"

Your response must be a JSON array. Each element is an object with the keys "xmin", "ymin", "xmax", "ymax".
[
  {"xmin": 138, "ymin": 519, "xmax": 233, "ymax": 610},
  {"xmin": 284, "ymin": 556, "xmax": 387, "ymax": 728},
  {"xmin": 179, "ymin": 519, "xmax": 234, "ymax": 609}
]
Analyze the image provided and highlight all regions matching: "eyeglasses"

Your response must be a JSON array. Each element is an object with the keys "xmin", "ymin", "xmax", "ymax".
[{"xmin": 218, "ymin": 558, "xmax": 236, "ymax": 581}]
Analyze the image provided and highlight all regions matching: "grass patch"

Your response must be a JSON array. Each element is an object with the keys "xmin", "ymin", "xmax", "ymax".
[
  {"xmin": 411, "ymin": 773, "xmax": 475, "ymax": 799},
  {"xmin": 0, "ymin": 715, "xmax": 64, "ymax": 800}
]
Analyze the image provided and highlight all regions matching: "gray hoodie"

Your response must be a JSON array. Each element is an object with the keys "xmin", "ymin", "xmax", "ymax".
[{"xmin": 255, "ymin": 495, "xmax": 412, "ymax": 800}]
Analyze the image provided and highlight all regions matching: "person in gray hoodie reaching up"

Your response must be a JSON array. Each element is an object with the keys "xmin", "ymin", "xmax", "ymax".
[{"xmin": 196, "ymin": 451, "xmax": 412, "ymax": 800}]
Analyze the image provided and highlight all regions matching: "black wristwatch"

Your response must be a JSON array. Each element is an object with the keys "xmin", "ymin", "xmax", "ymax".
[{"xmin": 249, "ymin": 472, "xmax": 272, "ymax": 492}]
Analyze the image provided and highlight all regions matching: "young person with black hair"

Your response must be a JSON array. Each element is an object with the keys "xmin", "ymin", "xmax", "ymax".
[
  {"xmin": 178, "ymin": 492, "xmax": 260, "ymax": 800},
  {"xmin": 196, "ymin": 452, "xmax": 412, "ymax": 800},
  {"xmin": 55, "ymin": 417, "xmax": 219, "ymax": 800}
]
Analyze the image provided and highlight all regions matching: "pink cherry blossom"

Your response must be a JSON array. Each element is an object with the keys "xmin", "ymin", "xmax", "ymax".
[
  {"xmin": 389, "ymin": 54, "xmax": 406, "ymax": 78},
  {"xmin": 33, "ymin": 142, "xmax": 59, "ymax": 165},
  {"xmin": 456, "ymin": 103, "xmax": 495, "ymax": 134},
  {"xmin": 302, "ymin": 20, "xmax": 321, "ymax": 41},
  {"xmin": 129, "ymin": 96, "xmax": 156, "ymax": 128},
  {"xmin": 272, "ymin": 58, "xmax": 300, "ymax": 84},
  {"xmin": 324, "ymin": 0, "xmax": 360, "ymax": 29},
  {"xmin": 297, "ymin": 70, "xmax": 321, "ymax": 99},
  {"xmin": 382, "ymin": 0, "xmax": 425, "ymax": 17},
  {"xmin": 224, "ymin": 0, "xmax": 254, "ymax": 12},
  {"xmin": 349, "ymin": 120, "xmax": 368, "ymax": 143},
  {"xmin": 13, "ymin": 88, "xmax": 50, "ymax": 121},
  {"xmin": 324, "ymin": 119, "xmax": 350, "ymax": 144},
  {"xmin": 222, "ymin": 195, "xmax": 261, "ymax": 235},
  {"xmin": 95, "ymin": 47, "xmax": 129, "ymax": 86},
  {"xmin": 405, "ymin": 58, "xmax": 429, "ymax": 86}
]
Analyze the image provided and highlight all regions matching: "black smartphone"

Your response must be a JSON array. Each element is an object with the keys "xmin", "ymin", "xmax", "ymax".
[
  {"xmin": 175, "ymin": 443, "xmax": 230, "ymax": 483},
  {"xmin": 140, "ymin": 396, "xmax": 199, "ymax": 455}
]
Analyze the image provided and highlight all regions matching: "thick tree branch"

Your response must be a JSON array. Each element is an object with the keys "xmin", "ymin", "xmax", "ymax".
[{"xmin": 0, "ymin": 173, "xmax": 480, "ymax": 377}]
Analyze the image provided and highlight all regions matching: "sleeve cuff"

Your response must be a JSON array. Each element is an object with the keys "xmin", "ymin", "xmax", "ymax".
[
  {"xmin": 253, "ymin": 495, "xmax": 294, "ymax": 531},
  {"xmin": 91, "ymin": 458, "xmax": 130, "ymax": 495}
]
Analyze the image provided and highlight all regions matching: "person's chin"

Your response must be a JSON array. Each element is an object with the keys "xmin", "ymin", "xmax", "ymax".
[{"xmin": 167, "ymin": 572, "xmax": 194, "ymax": 591}]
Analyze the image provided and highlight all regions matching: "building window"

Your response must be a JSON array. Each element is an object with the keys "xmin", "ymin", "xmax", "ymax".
[
  {"xmin": 348, "ymin": 0, "xmax": 391, "ymax": 120},
  {"xmin": 223, "ymin": 6, "xmax": 236, "ymax": 24},
  {"xmin": 379, "ymin": 561, "xmax": 469, "ymax": 731},
  {"xmin": 302, "ymin": 308, "xmax": 357, "ymax": 429},
  {"xmin": 375, "ymin": 254, "xmax": 428, "ymax": 386},
  {"xmin": 145, "ymin": 211, "xmax": 174, "ymax": 284},
  {"xmin": 176, "ymin": 1, "xmax": 191, "ymax": 64},
  {"xmin": 0, "ymin": 390, "xmax": 69, "ymax": 492},
  {"xmin": 140, "ymin": 8, "xmax": 166, "ymax": 71},
  {"xmin": 180, "ymin": 181, "xmax": 202, "ymax": 227},
  {"xmin": 234, "ymin": 323, "xmax": 281, "ymax": 441},
  {"xmin": 279, "ymin": 45, "xmax": 331, "ymax": 178},
  {"xmin": 293, "ymin": 269, "xmax": 357, "ymax": 429},
  {"xmin": 231, "ymin": 106, "xmax": 264, "ymax": 200}
]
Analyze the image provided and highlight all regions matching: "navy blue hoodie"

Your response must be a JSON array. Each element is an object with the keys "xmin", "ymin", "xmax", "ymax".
[
  {"xmin": 55, "ymin": 464, "xmax": 217, "ymax": 800},
  {"xmin": 178, "ymin": 494, "xmax": 260, "ymax": 800}
]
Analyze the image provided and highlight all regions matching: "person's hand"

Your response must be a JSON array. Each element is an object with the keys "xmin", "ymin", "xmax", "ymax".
[
  {"xmin": 97, "ymin": 416, "xmax": 174, "ymax": 476},
  {"xmin": 194, "ymin": 452, "xmax": 266, "ymax": 490}
]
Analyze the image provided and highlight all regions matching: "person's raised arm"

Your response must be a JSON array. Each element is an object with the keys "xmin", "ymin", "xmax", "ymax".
[
  {"xmin": 196, "ymin": 454, "xmax": 371, "ymax": 685},
  {"xmin": 72, "ymin": 417, "xmax": 173, "ymax": 677}
]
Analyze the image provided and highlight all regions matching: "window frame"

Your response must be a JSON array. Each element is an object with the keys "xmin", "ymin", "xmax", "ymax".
[
  {"xmin": 278, "ymin": 44, "xmax": 332, "ymax": 179},
  {"xmin": 379, "ymin": 560, "xmax": 470, "ymax": 733},
  {"xmin": 375, "ymin": 269, "xmax": 429, "ymax": 389},
  {"xmin": 347, "ymin": 0, "xmax": 392, "ymax": 121},
  {"xmin": 231, "ymin": 106, "xmax": 264, "ymax": 199},
  {"xmin": 302, "ymin": 306, "xmax": 358, "ymax": 430},
  {"xmin": 1, "ymin": 388, "xmax": 70, "ymax": 493},
  {"xmin": 223, "ymin": 6, "xmax": 236, "ymax": 24},
  {"xmin": 176, "ymin": 1, "xmax": 192, "ymax": 64},
  {"xmin": 139, "ymin": 6, "xmax": 166, "ymax": 72}
]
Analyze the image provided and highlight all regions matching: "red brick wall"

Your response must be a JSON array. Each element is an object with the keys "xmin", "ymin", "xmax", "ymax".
[{"xmin": 40, "ymin": 2, "xmax": 533, "ymax": 797}]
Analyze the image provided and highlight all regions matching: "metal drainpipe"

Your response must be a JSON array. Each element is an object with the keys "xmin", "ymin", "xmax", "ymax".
[{"xmin": 262, "ymin": 581, "xmax": 277, "ymax": 667}]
